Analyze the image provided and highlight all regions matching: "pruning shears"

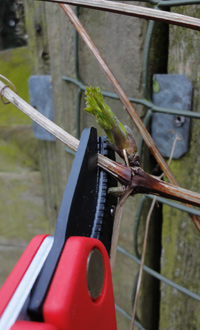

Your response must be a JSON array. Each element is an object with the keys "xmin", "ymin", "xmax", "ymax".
[{"xmin": 0, "ymin": 127, "xmax": 118, "ymax": 330}]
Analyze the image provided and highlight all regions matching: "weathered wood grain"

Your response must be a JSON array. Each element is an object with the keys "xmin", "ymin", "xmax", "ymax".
[
  {"xmin": 24, "ymin": 0, "xmax": 60, "ymax": 229},
  {"xmin": 160, "ymin": 5, "xmax": 200, "ymax": 329}
]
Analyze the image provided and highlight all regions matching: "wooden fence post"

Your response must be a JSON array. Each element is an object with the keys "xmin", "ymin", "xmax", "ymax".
[
  {"xmin": 24, "ymin": 0, "xmax": 61, "ymax": 231},
  {"xmin": 160, "ymin": 5, "xmax": 200, "ymax": 329}
]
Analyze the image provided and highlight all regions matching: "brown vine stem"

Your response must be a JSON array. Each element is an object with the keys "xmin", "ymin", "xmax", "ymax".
[
  {"xmin": 1, "ymin": 79, "xmax": 200, "ymax": 209},
  {"xmin": 56, "ymin": 3, "xmax": 200, "ymax": 231}
]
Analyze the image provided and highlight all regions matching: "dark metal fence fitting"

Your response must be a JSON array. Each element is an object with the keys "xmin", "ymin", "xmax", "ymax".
[
  {"xmin": 151, "ymin": 74, "xmax": 192, "ymax": 159},
  {"xmin": 29, "ymin": 75, "xmax": 56, "ymax": 141}
]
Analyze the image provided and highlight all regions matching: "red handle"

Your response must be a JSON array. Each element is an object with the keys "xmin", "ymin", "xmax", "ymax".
[
  {"xmin": 0, "ymin": 235, "xmax": 48, "ymax": 317},
  {"xmin": 1, "ymin": 236, "xmax": 117, "ymax": 330},
  {"xmin": 11, "ymin": 321, "xmax": 57, "ymax": 330},
  {"xmin": 43, "ymin": 237, "xmax": 117, "ymax": 330}
]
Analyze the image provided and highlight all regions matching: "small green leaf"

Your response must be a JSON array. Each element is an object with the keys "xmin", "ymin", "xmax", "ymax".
[{"xmin": 84, "ymin": 86, "xmax": 137, "ymax": 160}]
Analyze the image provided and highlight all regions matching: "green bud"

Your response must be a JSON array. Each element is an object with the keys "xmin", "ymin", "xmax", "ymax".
[{"xmin": 84, "ymin": 86, "xmax": 137, "ymax": 160}]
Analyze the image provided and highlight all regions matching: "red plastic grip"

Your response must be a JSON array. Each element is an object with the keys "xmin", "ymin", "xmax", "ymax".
[
  {"xmin": 1, "ymin": 236, "xmax": 116, "ymax": 329},
  {"xmin": 0, "ymin": 235, "xmax": 48, "ymax": 317},
  {"xmin": 11, "ymin": 321, "xmax": 57, "ymax": 330},
  {"xmin": 43, "ymin": 237, "xmax": 117, "ymax": 330}
]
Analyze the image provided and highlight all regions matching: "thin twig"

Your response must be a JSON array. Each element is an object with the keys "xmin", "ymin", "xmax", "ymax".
[
  {"xmin": 130, "ymin": 135, "xmax": 181, "ymax": 329},
  {"xmin": 38, "ymin": 0, "xmax": 200, "ymax": 31},
  {"xmin": 130, "ymin": 198, "xmax": 156, "ymax": 330},
  {"xmin": 159, "ymin": 135, "xmax": 181, "ymax": 180},
  {"xmin": 0, "ymin": 78, "xmax": 131, "ymax": 185},
  {"xmin": 110, "ymin": 186, "xmax": 133, "ymax": 270}
]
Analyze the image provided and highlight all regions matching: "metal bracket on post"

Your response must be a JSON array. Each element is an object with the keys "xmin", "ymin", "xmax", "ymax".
[
  {"xmin": 151, "ymin": 74, "xmax": 192, "ymax": 159},
  {"xmin": 28, "ymin": 75, "xmax": 56, "ymax": 141}
]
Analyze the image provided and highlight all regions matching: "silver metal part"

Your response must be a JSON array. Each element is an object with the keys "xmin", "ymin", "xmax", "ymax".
[
  {"xmin": 110, "ymin": 207, "xmax": 115, "ymax": 217},
  {"xmin": 0, "ymin": 236, "xmax": 54, "ymax": 330},
  {"xmin": 174, "ymin": 115, "xmax": 185, "ymax": 127},
  {"xmin": 87, "ymin": 248, "xmax": 105, "ymax": 300}
]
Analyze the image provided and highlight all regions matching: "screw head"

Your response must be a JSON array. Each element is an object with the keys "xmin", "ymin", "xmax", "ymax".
[{"xmin": 174, "ymin": 115, "xmax": 185, "ymax": 127}]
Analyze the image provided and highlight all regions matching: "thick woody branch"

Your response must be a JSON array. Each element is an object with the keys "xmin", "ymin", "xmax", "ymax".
[
  {"xmin": 130, "ymin": 168, "xmax": 200, "ymax": 208},
  {"xmin": 1, "ymin": 80, "xmax": 200, "ymax": 214}
]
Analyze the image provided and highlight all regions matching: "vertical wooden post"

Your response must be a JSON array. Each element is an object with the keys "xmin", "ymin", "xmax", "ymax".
[
  {"xmin": 159, "ymin": 5, "xmax": 200, "ymax": 329},
  {"xmin": 24, "ymin": 0, "xmax": 60, "ymax": 231}
]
